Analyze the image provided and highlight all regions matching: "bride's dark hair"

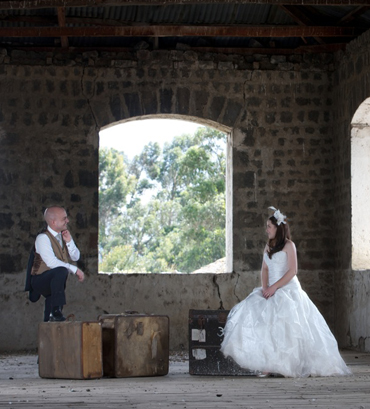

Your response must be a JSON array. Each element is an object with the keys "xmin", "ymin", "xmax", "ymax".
[{"xmin": 267, "ymin": 216, "xmax": 291, "ymax": 259}]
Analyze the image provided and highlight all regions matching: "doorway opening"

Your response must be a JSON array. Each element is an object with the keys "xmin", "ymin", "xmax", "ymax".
[{"xmin": 351, "ymin": 97, "xmax": 370, "ymax": 270}]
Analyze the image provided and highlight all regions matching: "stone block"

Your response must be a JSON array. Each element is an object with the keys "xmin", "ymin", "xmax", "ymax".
[
  {"xmin": 233, "ymin": 171, "xmax": 255, "ymax": 189},
  {"xmin": 265, "ymin": 112, "xmax": 275, "ymax": 124},
  {"xmin": 280, "ymin": 111, "xmax": 293, "ymax": 123},
  {"xmin": 64, "ymin": 170, "xmax": 74, "ymax": 188},
  {"xmin": 0, "ymin": 213, "xmax": 14, "ymax": 230},
  {"xmin": 176, "ymin": 87, "xmax": 190, "ymax": 115},
  {"xmin": 0, "ymin": 253, "xmax": 17, "ymax": 273},
  {"xmin": 183, "ymin": 51, "xmax": 198, "ymax": 61},
  {"xmin": 222, "ymin": 100, "xmax": 242, "ymax": 127},
  {"xmin": 198, "ymin": 61, "xmax": 215, "ymax": 70},
  {"xmin": 218, "ymin": 61, "xmax": 234, "ymax": 71},
  {"xmin": 78, "ymin": 170, "xmax": 97, "ymax": 188},
  {"xmin": 141, "ymin": 89, "xmax": 158, "ymax": 115},
  {"xmin": 109, "ymin": 95, "xmax": 123, "ymax": 121},
  {"xmin": 271, "ymin": 55, "xmax": 286, "ymax": 64},
  {"xmin": 124, "ymin": 92, "xmax": 142, "ymax": 117},
  {"xmin": 245, "ymin": 97, "xmax": 262, "ymax": 107},
  {"xmin": 208, "ymin": 96, "xmax": 225, "ymax": 122},
  {"xmin": 160, "ymin": 88, "xmax": 173, "ymax": 114},
  {"xmin": 234, "ymin": 150, "xmax": 250, "ymax": 170},
  {"xmin": 111, "ymin": 60, "xmax": 137, "ymax": 68},
  {"xmin": 76, "ymin": 212, "xmax": 88, "ymax": 229},
  {"xmin": 194, "ymin": 90, "xmax": 209, "ymax": 116}
]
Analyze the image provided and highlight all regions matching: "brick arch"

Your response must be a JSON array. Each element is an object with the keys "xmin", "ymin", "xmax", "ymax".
[
  {"xmin": 92, "ymin": 83, "xmax": 244, "ymax": 133},
  {"xmin": 100, "ymin": 114, "xmax": 231, "ymax": 134}
]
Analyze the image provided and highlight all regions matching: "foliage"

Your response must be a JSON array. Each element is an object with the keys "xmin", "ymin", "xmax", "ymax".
[
  {"xmin": 98, "ymin": 148, "xmax": 135, "ymax": 249},
  {"xmin": 99, "ymin": 126, "xmax": 226, "ymax": 273}
]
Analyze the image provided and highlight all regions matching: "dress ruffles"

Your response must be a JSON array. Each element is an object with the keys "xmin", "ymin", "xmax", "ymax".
[{"xmin": 220, "ymin": 252, "xmax": 351, "ymax": 378}]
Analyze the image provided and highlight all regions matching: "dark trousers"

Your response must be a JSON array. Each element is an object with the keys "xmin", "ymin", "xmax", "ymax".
[{"xmin": 31, "ymin": 267, "xmax": 69, "ymax": 322}]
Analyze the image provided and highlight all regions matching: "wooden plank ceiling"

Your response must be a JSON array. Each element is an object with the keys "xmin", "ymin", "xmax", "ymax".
[{"xmin": 0, "ymin": 0, "xmax": 369, "ymax": 53}]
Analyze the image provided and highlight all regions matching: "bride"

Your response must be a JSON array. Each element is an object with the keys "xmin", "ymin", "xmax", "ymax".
[{"xmin": 220, "ymin": 207, "xmax": 351, "ymax": 378}]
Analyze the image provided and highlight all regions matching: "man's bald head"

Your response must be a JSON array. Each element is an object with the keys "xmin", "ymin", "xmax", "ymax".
[{"xmin": 44, "ymin": 206, "xmax": 69, "ymax": 232}]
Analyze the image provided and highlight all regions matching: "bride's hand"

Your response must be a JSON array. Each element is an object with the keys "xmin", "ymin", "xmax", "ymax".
[{"xmin": 263, "ymin": 285, "xmax": 277, "ymax": 299}]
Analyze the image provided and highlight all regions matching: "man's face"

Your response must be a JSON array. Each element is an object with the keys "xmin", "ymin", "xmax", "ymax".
[{"xmin": 51, "ymin": 209, "xmax": 69, "ymax": 232}]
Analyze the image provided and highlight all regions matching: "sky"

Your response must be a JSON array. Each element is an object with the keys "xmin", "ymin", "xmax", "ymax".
[{"xmin": 99, "ymin": 118, "xmax": 205, "ymax": 159}]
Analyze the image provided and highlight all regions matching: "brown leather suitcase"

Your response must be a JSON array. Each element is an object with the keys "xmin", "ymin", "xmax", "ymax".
[
  {"xmin": 38, "ymin": 321, "xmax": 103, "ymax": 379},
  {"xmin": 189, "ymin": 309, "xmax": 254, "ymax": 376},
  {"xmin": 99, "ymin": 313, "xmax": 169, "ymax": 377}
]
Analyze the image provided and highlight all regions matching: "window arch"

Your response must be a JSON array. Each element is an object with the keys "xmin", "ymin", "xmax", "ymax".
[{"xmin": 98, "ymin": 115, "xmax": 233, "ymax": 274}]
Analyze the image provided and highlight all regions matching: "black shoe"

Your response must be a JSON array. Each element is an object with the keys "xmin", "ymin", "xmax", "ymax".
[{"xmin": 49, "ymin": 309, "xmax": 66, "ymax": 322}]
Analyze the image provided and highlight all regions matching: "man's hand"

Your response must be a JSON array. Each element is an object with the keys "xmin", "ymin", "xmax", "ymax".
[
  {"xmin": 61, "ymin": 229, "xmax": 72, "ymax": 243},
  {"xmin": 76, "ymin": 269, "xmax": 85, "ymax": 282}
]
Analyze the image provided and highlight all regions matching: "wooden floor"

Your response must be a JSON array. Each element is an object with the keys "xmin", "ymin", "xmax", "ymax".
[{"xmin": 1, "ymin": 350, "xmax": 370, "ymax": 408}]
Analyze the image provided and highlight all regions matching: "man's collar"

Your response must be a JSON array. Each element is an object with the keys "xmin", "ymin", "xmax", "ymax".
[{"xmin": 47, "ymin": 226, "xmax": 59, "ymax": 237}]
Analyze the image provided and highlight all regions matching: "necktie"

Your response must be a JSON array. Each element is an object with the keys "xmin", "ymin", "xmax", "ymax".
[{"xmin": 56, "ymin": 233, "xmax": 63, "ymax": 248}]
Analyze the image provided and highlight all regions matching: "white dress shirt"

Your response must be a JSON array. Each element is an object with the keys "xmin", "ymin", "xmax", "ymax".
[{"xmin": 35, "ymin": 226, "xmax": 80, "ymax": 274}]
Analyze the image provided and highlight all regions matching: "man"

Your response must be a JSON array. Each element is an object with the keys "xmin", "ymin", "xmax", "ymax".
[{"xmin": 30, "ymin": 206, "xmax": 85, "ymax": 322}]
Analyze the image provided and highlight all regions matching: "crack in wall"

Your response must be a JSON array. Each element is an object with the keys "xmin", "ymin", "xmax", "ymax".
[
  {"xmin": 233, "ymin": 272, "xmax": 241, "ymax": 303},
  {"xmin": 212, "ymin": 275, "xmax": 224, "ymax": 310}
]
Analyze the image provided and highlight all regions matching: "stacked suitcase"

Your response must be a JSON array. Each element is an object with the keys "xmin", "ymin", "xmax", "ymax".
[
  {"xmin": 38, "ymin": 313, "xmax": 169, "ymax": 379},
  {"xmin": 189, "ymin": 309, "xmax": 254, "ymax": 376}
]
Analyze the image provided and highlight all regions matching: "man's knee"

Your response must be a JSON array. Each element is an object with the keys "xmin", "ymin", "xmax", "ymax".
[
  {"xmin": 50, "ymin": 267, "xmax": 69, "ymax": 282},
  {"xmin": 53, "ymin": 267, "xmax": 69, "ymax": 276}
]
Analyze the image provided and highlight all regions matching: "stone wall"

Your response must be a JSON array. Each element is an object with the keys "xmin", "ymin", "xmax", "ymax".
[{"xmin": 0, "ymin": 45, "xmax": 344, "ymax": 351}]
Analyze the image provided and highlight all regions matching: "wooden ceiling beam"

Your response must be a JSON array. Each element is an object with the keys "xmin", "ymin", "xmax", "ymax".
[
  {"xmin": 11, "ymin": 43, "xmax": 347, "ymax": 54},
  {"xmin": 338, "ymin": 6, "xmax": 370, "ymax": 23},
  {"xmin": 57, "ymin": 7, "xmax": 69, "ymax": 48},
  {"xmin": 279, "ymin": 5, "xmax": 326, "ymax": 45},
  {"xmin": 0, "ymin": 0, "xmax": 370, "ymax": 11},
  {"xmin": 0, "ymin": 15, "xmax": 128, "ymax": 26},
  {"xmin": 0, "ymin": 25, "xmax": 360, "ymax": 38},
  {"xmin": 280, "ymin": 5, "xmax": 317, "ymax": 27}
]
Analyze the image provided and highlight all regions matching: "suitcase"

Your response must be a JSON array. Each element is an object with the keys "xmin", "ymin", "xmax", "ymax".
[
  {"xmin": 189, "ymin": 309, "xmax": 254, "ymax": 376},
  {"xmin": 98, "ymin": 313, "xmax": 169, "ymax": 377},
  {"xmin": 38, "ymin": 321, "xmax": 103, "ymax": 379}
]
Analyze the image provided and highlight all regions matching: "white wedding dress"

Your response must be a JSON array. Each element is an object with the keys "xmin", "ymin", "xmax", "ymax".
[{"xmin": 220, "ymin": 251, "xmax": 351, "ymax": 378}]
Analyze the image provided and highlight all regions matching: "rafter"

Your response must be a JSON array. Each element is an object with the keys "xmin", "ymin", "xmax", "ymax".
[
  {"xmin": 338, "ymin": 6, "xmax": 370, "ymax": 23},
  {"xmin": 279, "ymin": 5, "xmax": 325, "ymax": 45},
  {"xmin": 0, "ymin": 25, "xmax": 360, "ymax": 38},
  {"xmin": 57, "ymin": 7, "xmax": 69, "ymax": 48},
  {"xmin": 0, "ymin": 0, "xmax": 370, "ymax": 11}
]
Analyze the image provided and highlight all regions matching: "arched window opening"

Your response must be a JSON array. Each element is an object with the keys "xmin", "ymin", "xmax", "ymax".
[
  {"xmin": 98, "ymin": 117, "xmax": 232, "ymax": 274},
  {"xmin": 351, "ymin": 97, "xmax": 370, "ymax": 270}
]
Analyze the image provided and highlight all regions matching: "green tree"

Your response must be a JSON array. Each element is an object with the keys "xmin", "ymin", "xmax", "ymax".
[
  {"xmin": 99, "ymin": 126, "xmax": 226, "ymax": 274},
  {"xmin": 98, "ymin": 147, "xmax": 135, "ymax": 249}
]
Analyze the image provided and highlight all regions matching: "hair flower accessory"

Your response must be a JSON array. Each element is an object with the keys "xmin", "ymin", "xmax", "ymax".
[{"xmin": 268, "ymin": 206, "xmax": 287, "ymax": 226}]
